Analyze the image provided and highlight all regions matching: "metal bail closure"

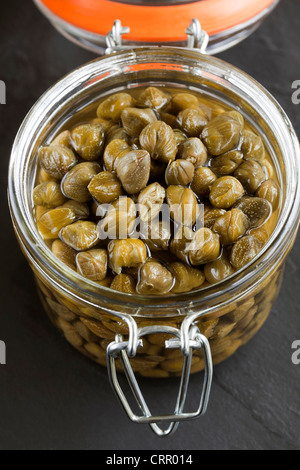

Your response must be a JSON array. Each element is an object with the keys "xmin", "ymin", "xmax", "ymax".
[
  {"xmin": 106, "ymin": 324, "xmax": 213, "ymax": 437},
  {"xmin": 186, "ymin": 19, "xmax": 209, "ymax": 53}
]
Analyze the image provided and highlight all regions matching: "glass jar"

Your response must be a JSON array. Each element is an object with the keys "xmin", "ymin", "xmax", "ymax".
[{"xmin": 8, "ymin": 47, "xmax": 300, "ymax": 436}]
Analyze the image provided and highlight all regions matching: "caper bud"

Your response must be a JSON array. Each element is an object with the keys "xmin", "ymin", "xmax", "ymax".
[
  {"xmin": 255, "ymin": 179, "xmax": 280, "ymax": 210},
  {"xmin": 121, "ymin": 107, "xmax": 157, "ymax": 137},
  {"xmin": 140, "ymin": 219, "xmax": 171, "ymax": 252},
  {"xmin": 103, "ymin": 139, "xmax": 131, "ymax": 172},
  {"xmin": 178, "ymin": 137, "xmax": 207, "ymax": 168},
  {"xmin": 116, "ymin": 150, "xmax": 151, "ymax": 194},
  {"xmin": 171, "ymin": 93, "xmax": 199, "ymax": 113},
  {"xmin": 88, "ymin": 171, "xmax": 124, "ymax": 204},
  {"xmin": 70, "ymin": 123, "xmax": 105, "ymax": 161},
  {"xmin": 209, "ymin": 176, "xmax": 244, "ymax": 209},
  {"xmin": 137, "ymin": 260, "xmax": 174, "ymax": 296},
  {"xmin": 98, "ymin": 197, "xmax": 136, "ymax": 239},
  {"xmin": 171, "ymin": 262, "xmax": 205, "ymax": 293},
  {"xmin": 230, "ymin": 235, "xmax": 263, "ymax": 270},
  {"xmin": 39, "ymin": 145, "xmax": 77, "ymax": 179},
  {"xmin": 108, "ymin": 239, "xmax": 147, "ymax": 275},
  {"xmin": 52, "ymin": 239, "xmax": 77, "ymax": 270},
  {"xmin": 106, "ymin": 126, "xmax": 131, "ymax": 145},
  {"xmin": 170, "ymin": 226, "xmax": 194, "ymax": 263},
  {"xmin": 234, "ymin": 160, "xmax": 266, "ymax": 193},
  {"xmin": 110, "ymin": 274, "xmax": 136, "ymax": 294},
  {"xmin": 213, "ymin": 208, "xmax": 249, "ymax": 245},
  {"xmin": 241, "ymin": 130, "xmax": 265, "ymax": 162},
  {"xmin": 234, "ymin": 196, "xmax": 272, "ymax": 229},
  {"xmin": 210, "ymin": 150, "xmax": 243, "ymax": 176},
  {"xmin": 33, "ymin": 181, "xmax": 65, "ymax": 208},
  {"xmin": 173, "ymin": 129, "xmax": 188, "ymax": 147},
  {"xmin": 97, "ymin": 92, "xmax": 135, "ymax": 122},
  {"xmin": 160, "ymin": 112, "xmax": 177, "ymax": 128},
  {"xmin": 37, "ymin": 208, "xmax": 76, "ymax": 240},
  {"xmin": 176, "ymin": 108, "xmax": 208, "ymax": 137},
  {"xmin": 166, "ymin": 185, "xmax": 200, "ymax": 227},
  {"xmin": 204, "ymin": 206, "xmax": 226, "ymax": 229},
  {"xmin": 76, "ymin": 249, "xmax": 107, "ymax": 281},
  {"xmin": 61, "ymin": 162, "xmax": 101, "ymax": 203},
  {"xmin": 204, "ymin": 254, "xmax": 234, "ymax": 284},
  {"xmin": 137, "ymin": 87, "xmax": 171, "ymax": 110},
  {"xmin": 37, "ymin": 168, "xmax": 58, "ymax": 184},
  {"xmin": 137, "ymin": 182, "xmax": 166, "ymax": 222},
  {"xmin": 61, "ymin": 200, "xmax": 90, "ymax": 220},
  {"xmin": 191, "ymin": 167, "xmax": 217, "ymax": 197},
  {"xmin": 165, "ymin": 160, "xmax": 195, "ymax": 186},
  {"xmin": 189, "ymin": 228, "xmax": 220, "ymax": 266},
  {"xmin": 51, "ymin": 130, "xmax": 72, "ymax": 148},
  {"xmin": 139, "ymin": 121, "xmax": 177, "ymax": 163},
  {"xmin": 201, "ymin": 111, "xmax": 244, "ymax": 156},
  {"xmin": 91, "ymin": 117, "xmax": 116, "ymax": 133},
  {"xmin": 60, "ymin": 221, "xmax": 99, "ymax": 251}
]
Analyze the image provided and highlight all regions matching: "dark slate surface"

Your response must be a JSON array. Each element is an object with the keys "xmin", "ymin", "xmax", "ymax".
[{"xmin": 0, "ymin": 0, "xmax": 299, "ymax": 451}]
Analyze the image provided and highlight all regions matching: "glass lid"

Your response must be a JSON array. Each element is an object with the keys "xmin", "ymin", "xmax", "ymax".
[{"xmin": 33, "ymin": 0, "xmax": 280, "ymax": 55}]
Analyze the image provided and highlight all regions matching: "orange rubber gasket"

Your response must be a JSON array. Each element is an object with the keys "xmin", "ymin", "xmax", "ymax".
[{"xmin": 40, "ymin": 0, "xmax": 277, "ymax": 42}]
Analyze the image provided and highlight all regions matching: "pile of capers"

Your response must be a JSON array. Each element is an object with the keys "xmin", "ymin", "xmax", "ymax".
[{"xmin": 33, "ymin": 86, "xmax": 280, "ymax": 296}]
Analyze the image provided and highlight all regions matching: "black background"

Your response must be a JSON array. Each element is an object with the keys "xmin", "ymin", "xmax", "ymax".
[{"xmin": 0, "ymin": 0, "xmax": 300, "ymax": 451}]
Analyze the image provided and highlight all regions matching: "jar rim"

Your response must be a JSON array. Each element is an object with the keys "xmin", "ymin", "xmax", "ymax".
[{"xmin": 8, "ymin": 47, "xmax": 300, "ymax": 314}]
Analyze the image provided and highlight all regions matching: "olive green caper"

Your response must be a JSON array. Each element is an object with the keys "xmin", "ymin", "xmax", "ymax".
[
  {"xmin": 76, "ymin": 249, "xmax": 107, "ymax": 281},
  {"xmin": 204, "ymin": 206, "xmax": 227, "ymax": 229},
  {"xmin": 137, "ymin": 87, "xmax": 171, "ymax": 110},
  {"xmin": 110, "ymin": 274, "xmax": 136, "ymax": 294},
  {"xmin": 39, "ymin": 145, "xmax": 77, "ymax": 179},
  {"xmin": 166, "ymin": 185, "xmax": 200, "ymax": 227},
  {"xmin": 189, "ymin": 228, "xmax": 221, "ymax": 266},
  {"xmin": 103, "ymin": 139, "xmax": 131, "ymax": 172},
  {"xmin": 61, "ymin": 200, "xmax": 90, "ymax": 220},
  {"xmin": 51, "ymin": 130, "xmax": 72, "ymax": 148},
  {"xmin": 234, "ymin": 196, "xmax": 272, "ymax": 229},
  {"xmin": 137, "ymin": 182, "xmax": 165, "ymax": 222},
  {"xmin": 201, "ymin": 111, "xmax": 244, "ymax": 156},
  {"xmin": 137, "ymin": 260, "xmax": 174, "ymax": 296},
  {"xmin": 37, "ymin": 208, "xmax": 76, "ymax": 240},
  {"xmin": 61, "ymin": 162, "xmax": 101, "ymax": 203},
  {"xmin": 210, "ymin": 150, "xmax": 243, "ymax": 176},
  {"xmin": 106, "ymin": 126, "xmax": 131, "ymax": 145},
  {"xmin": 52, "ymin": 239, "xmax": 77, "ymax": 270},
  {"xmin": 173, "ymin": 129, "xmax": 188, "ymax": 147},
  {"xmin": 171, "ymin": 262, "xmax": 205, "ymax": 293},
  {"xmin": 213, "ymin": 208, "xmax": 249, "ymax": 245},
  {"xmin": 241, "ymin": 129, "xmax": 265, "ymax": 162},
  {"xmin": 70, "ymin": 123, "xmax": 105, "ymax": 161},
  {"xmin": 88, "ymin": 171, "xmax": 123, "ymax": 204},
  {"xmin": 255, "ymin": 179, "xmax": 280, "ymax": 210},
  {"xmin": 191, "ymin": 167, "xmax": 217, "ymax": 197},
  {"xmin": 204, "ymin": 254, "xmax": 234, "ymax": 284},
  {"xmin": 121, "ymin": 107, "xmax": 157, "ymax": 137},
  {"xmin": 176, "ymin": 108, "xmax": 208, "ymax": 137},
  {"xmin": 108, "ymin": 239, "xmax": 148, "ymax": 275},
  {"xmin": 170, "ymin": 226, "xmax": 194, "ymax": 264},
  {"xmin": 234, "ymin": 160, "xmax": 266, "ymax": 193},
  {"xmin": 91, "ymin": 117, "xmax": 116, "ymax": 133},
  {"xmin": 116, "ymin": 150, "xmax": 151, "ymax": 194},
  {"xmin": 165, "ymin": 160, "xmax": 195, "ymax": 186},
  {"xmin": 209, "ymin": 176, "xmax": 244, "ymax": 209},
  {"xmin": 178, "ymin": 137, "xmax": 208, "ymax": 168},
  {"xmin": 60, "ymin": 221, "xmax": 99, "ymax": 251},
  {"xmin": 98, "ymin": 197, "xmax": 136, "ymax": 239},
  {"xmin": 139, "ymin": 121, "xmax": 177, "ymax": 163},
  {"xmin": 230, "ymin": 235, "xmax": 263, "ymax": 270},
  {"xmin": 140, "ymin": 219, "xmax": 171, "ymax": 252},
  {"xmin": 97, "ymin": 92, "xmax": 135, "ymax": 122},
  {"xmin": 33, "ymin": 181, "xmax": 66, "ymax": 208},
  {"xmin": 171, "ymin": 93, "xmax": 199, "ymax": 113}
]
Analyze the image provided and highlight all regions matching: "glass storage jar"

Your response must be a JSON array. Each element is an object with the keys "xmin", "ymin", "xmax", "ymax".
[{"xmin": 8, "ymin": 47, "xmax": 300, "ymax": 436}]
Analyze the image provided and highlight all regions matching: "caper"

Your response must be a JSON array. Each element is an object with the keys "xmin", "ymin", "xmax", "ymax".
[
  {"xmin": 234, "ymin": 196, "xmax": 272, "ymax": 229},
  {"xmin": 173, "ymin": 129, "xmax": 188, "ymax": 147},
  {"xmin": 189, "ymin": 228, "xmax": 221, "ymax": 266},
  {"xmin": 76, "ymin": 249, "xmax": 107, "ymax": 281},
  {"xmin": 230, "ymin": 235, "xmax": 263, "ymax": 270},
  {"xmin": 178, "ymin": 137, "xmax": 208, "ymax": 168},
  {"xmin": 170, "ymin": 226, "xmax": 194, "ymax": 263},
  {"xmin": 213, "ymin": 208, "xmax": 249, "ymax": 245},
  {"xmin": 106, "ymin": 126, "xmax": 131, "ymax": 145},
  {"xmin": 60, "ymin": 221, "xmax": 99, "ymax": 251},
  {"xmin": 159, "ymin": 112, "xmax": 177, "ymax": 128},
  {"xmin": 97, "ymin": 92, "xmax": 135, "ymax": 122},
  {"xmin": 33, "ymin": 181, "xmax": 65, "ymax": 208},
  {"xmin": 176, "ymin": 108, "xmax": 208, "ymax": 137},
  {"xmin": 165, "ymin": 160, "xmax": 195, "ymax": 186},
  {"xmin": 137, "ymin": 182, "xmax": 165, "ymax": 222},
  {"xmin": 121, "ymin": 107, "xmax": 157, "ymax": 137},
  {"xmin": 171, "ymin": 93, "xmax": 199, "ymax": 113},
  {"xmin": 88, "ymin": 171, "xmax": 123, "ymax": 204},
  {"xmin": 98, "ymin": 197, "xmax": 136, "ymax": 239},
  {"xmin": 210, "ymin": 150, "xmax": 243, "ymax": 175},
  {"xmin": 110, "ymin": 274, "xmax": 136, "ymax": 294},
  {"xmin": 209, "ymin": 176, "xmax": 244, "ymax": 209},
  {"xmin": 52, "ymin": 239, "xmax": 77, "ymax": 270},
  {"xmin": 201, "ymin": 111, "xmax": 244, "ymax": 156},
  {"xmin": 137, "ymin": 86, "xmax": 171, "ymax": 110},
  {"xmin": 91, "ymin": 117, "xmax": 116, "ymax": 133},
  {"xmin": 234, "ymin": 160, "xmax": 266, "ymax": 194},
  {"xmin": 191, "ymin": 167, "xmax": 217, "ymax": 197},
  {"xmin": 61, "ymin": 162, "xmax": 100, "ymax": 203},
  {"xmin": 171, "ymin": 262, "xmax": 205, "ymax": 293},
  {"xmin": 204, "ymin": 206, "xmax": 227, "ymax": 229},
  {"xmin": 70, "ymin": 123, "xmax": 105, "ymax": 160},
  {"xmin": 108, "ymin": 239, "xmax": 147, "ymax": 275},
  {"xmin": 204, "ymin": 254, "xmax": 234, "ymax": 284},
  {"xmin": 139, "ymin": 121, "xmax": 177, "ymax": 163},
  {"xmin": 137, "ymin": 260, "xmax": 174, "ymax": 296},
  {"xmin": 140, "ymin": 219, "xmax": 171, "ymax": 252},
  {"xmin": 37, "ymin": 208, "xmax": 76, "ymax": 240},
  {"xmin": 51, "ymin": 130, "xmax": 72, "ymax": 148},
  {"xmin": 39, "ymin": 145, "xmax": 77, "ymax": 179},
  {"xmin": 241, "ymin": 129, "xmax": 265, "ymax": 162},
  {"xmin": 103, "ymin": 139, "xmax": 131, "ymax": 172},
  {"xmin": 116, "ymin": 150, "xmax": 151, "ymax": 194},
  {"xmin": 166, "ymin": 185, "xmax": 200, "ymax": 227},
  {"xmin": 256, "ymin": 179, "xmax": 280, "ymax": 210},
  {"xmin": 37, "ymin": 168, "xmax": 58, "ymax": 184},
  {"xmin": 61, "ymin": 200, "xmax": 90, "ymax": 220}
]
